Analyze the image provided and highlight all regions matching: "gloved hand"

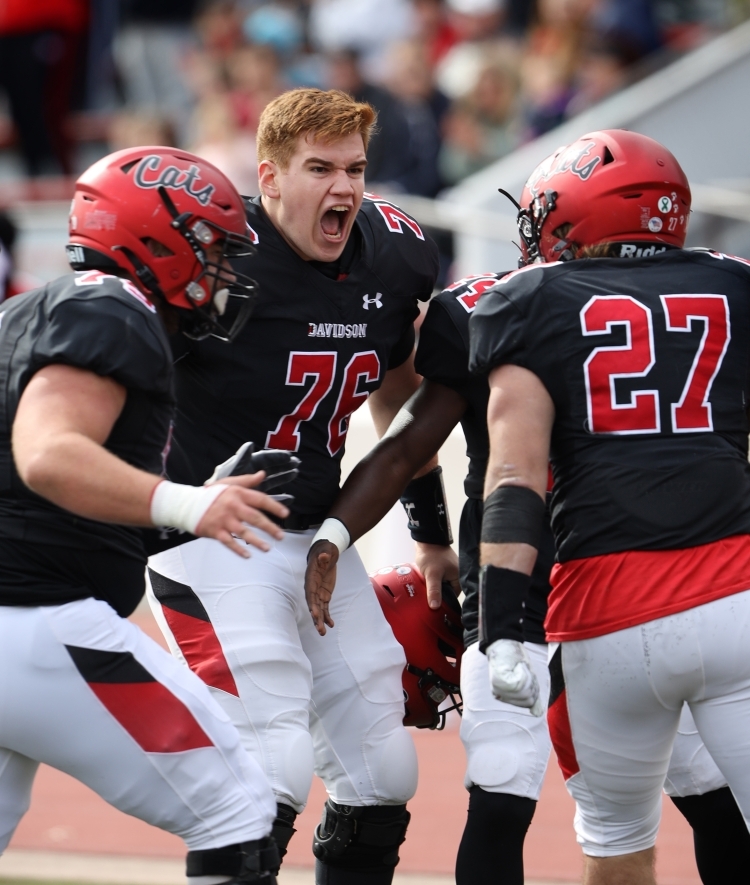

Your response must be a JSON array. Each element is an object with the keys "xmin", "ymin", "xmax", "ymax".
[
  {"xmin": 486, "ymin": 638, "xmax": 544, "ymax": 717},
  {"xmin": 206, "ymin": 442, "xmax": 300, "ymax": 494}
]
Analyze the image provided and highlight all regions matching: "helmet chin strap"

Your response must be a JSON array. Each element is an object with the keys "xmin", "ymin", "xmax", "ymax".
[{"xmin": 111, "ymin": 245, "xmax": 162, "ymax": 296}]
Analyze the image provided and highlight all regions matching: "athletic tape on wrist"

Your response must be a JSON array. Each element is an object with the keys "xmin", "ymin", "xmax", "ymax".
[
  {"xmin": 478, "ymin": 565, "xmax": 530, "ymax": 651},
  {"xmin": 481, "ymin": 485, "xmax": 545, "ymax": 548},
  {"xmin": 150, "ymin": 480, "xmax": 229, "ymax": 534},
  {"xmin": 400, "ymin": 466, "xmax": 453, "ymax": 546},
  {"xmin": 311, "ymin": 518, "xmax": 350, "ymax": 555}
]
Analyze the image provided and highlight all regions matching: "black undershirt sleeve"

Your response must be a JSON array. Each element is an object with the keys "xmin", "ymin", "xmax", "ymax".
[{"xmin": 388, "ymin": 322, "xmax": 416, "ymax": 369}]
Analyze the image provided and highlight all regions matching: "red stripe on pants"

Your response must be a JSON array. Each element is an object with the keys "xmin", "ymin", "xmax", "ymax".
[
  {"xmin": 89, "ymin": 682, "xmax": 213, "ymax": 752},
  {"xmin": 548, "ymin": 689, "xmax": 580, "ymax": 781},
  {"xmin": 163, "ymin": 607, "xmax": 239, "ymax": 697}
]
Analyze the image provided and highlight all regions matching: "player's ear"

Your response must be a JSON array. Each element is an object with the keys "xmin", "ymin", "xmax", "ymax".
[{"xmin": 258, "ymin": 160, "xmax": 280, "ymax": 199}]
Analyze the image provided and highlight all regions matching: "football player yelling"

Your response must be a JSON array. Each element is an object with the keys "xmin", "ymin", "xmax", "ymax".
[{"xmin": 147, "ymin": 90, "xmax": 441, "ymax": 885}]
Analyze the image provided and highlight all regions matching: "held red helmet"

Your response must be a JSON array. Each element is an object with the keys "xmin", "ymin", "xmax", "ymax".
[
  {"xmin": 67, "ymin": 146, "xmax": 258, "ymax": 341},
  {"xmin": 371, "ymin": 563, "xmax": 463, "ymax": 730},
  {"xmin": 507, "ymin": 130, "xmax": 691, "ymax": 265}
]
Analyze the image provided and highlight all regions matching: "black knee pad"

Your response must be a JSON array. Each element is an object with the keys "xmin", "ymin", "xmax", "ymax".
[
  {"xmin": 271, "ymin": 803, "xmax": 298, "ymax": 861},
  {"xmin": 186, "ymin": 837, "xmax": 280, "ymax": 883},
  {"xmin": 312, "ymin": 800, "xmax": 410, "ymax": 872}
]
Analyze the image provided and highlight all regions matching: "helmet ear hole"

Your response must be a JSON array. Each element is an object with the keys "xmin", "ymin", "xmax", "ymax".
[
  {"xmin": 142, "ymin": 238, "xmax": 175, "ymax": 258},
  {"xmin": 552, "ymin": 222, "xmax": 573, "ymax": 240}
]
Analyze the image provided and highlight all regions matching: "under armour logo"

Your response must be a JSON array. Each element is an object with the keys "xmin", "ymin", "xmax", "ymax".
[
  {"xmin": 404, "ymin": 502, "xmax": 419, "ymax": 527},
  {"xmin": 363, "ymin": 292, "xmax": 383, "ymax": 310}
]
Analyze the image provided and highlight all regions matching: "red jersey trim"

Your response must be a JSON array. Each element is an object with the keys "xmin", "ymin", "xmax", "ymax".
[{"xmin": 546, "ymin": 535, "xmax": 750, "ymax": 642}]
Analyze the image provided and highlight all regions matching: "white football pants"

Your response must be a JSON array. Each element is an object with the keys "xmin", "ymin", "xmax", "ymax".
[
  {"xmin": 147, "ymin": 532, "xmax": 418, "ymax": 813},
  {"xmin": 461, "ymin": 641, "xmax": 727, "ymax": 806},
  {"xmin": 553, "ymin": 589, "xmax": 750, "ymax": 856},
  {"xmin": 0, "ymin": 598, "xmax": 276, "ymax": 854},
  {"xmin": 460, "ymin": 641, "xmax": 552, "ymax": 799}
]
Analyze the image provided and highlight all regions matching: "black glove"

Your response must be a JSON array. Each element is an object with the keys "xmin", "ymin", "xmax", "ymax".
[{"xmin": 205, "ymin": 442, "xmax": 300, "ymax": 493}]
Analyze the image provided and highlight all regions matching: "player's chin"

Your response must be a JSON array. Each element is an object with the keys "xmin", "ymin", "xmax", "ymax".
[{"xmin": 315, "ymin": 232, "xmax": 348, "ymax": 261}]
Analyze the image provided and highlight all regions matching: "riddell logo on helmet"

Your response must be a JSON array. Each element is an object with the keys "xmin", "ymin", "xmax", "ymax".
[
  {"xmin": 527, "ymin": 141, "xmax": 602, "ymax": 194},
  {"xmin": 619, "ymin": 244, "xmax": 669, "ymax": 258},
  {"xmin": 134, "ymin": 156, "xmax": 216, "ymax": 206}
]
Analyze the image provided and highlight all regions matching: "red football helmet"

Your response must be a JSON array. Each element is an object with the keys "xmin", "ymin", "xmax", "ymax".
[
  {"xmin": 67, "ymin": 146, "xmax": 257, "ymax": 341},
  {"xmin": 371, "ymin": 563, "xmax": 463, "ymax": 730},
  {"xmin": 508, "ymin": 130, "xmax": 691, "ymax": 265}
]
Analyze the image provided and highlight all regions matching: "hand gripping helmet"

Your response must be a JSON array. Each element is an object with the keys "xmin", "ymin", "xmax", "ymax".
[
  {"xmin": 371, "ymin": 564, "xmax": 463, "ymax": 730},
  {"xmin": 67, "ymin": 146, "xmax": 257, "ymax": 341},
  {"xmin": 507, "ymin": 129, "xmax": 691, "ymax": 265}
]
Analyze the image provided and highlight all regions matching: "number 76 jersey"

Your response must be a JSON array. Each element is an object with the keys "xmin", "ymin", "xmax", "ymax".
[
  {"xmin": 168, "ymin": 196, "xmax": 438, "ymax": 516},
  {"xmin": 469, "ymin": 248, "xmax": 750, "ymax": 563}
]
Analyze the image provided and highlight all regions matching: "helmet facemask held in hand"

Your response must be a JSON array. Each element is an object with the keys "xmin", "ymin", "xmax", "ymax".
[
  {"xmin": 67, "ymin": 147, "xmax": 258, "ymax": 341},
  {"xmin": 500, "ymin": 129, "xmax": 691, "ymax": 267}
]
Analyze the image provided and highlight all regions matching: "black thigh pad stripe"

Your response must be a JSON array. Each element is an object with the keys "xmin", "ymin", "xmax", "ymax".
[
  {"xmin": 147, "ymin": 568, "xmax": 211, "ymax": 622},
  {"xmin": 65, "ymin": 646, "xmax": 155, "ymax": 683},
  {"xmin": 481, "ymin": 485, "xmax": 546, "ymax": 548}
]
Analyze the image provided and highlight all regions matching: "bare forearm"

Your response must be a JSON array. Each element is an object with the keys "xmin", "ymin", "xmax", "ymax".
[
  {"xmin": 335, "ymin": 381, "xmax": 466, "ymax": 540},
  {"xmin": 19, "ymin": 431, "xmax": 160, "ymax": 525},
  {"xmin": 330, "ymin": 438, "xmax": 425, "ymax": 541}
]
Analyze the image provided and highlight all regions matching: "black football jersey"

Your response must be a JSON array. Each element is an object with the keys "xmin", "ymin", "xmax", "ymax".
[
  {"xmin": 168, "ymin": 195, "xmax": 439, "ymax": 516},
  {"xmin": 470, "ymin": 249, "xmax": 750, "ymax": 562},
  {"xmin": 0, "ymin": 272, "xmax": 174, "ymax": 615},
  {"xmin": 416, "ymin": 275, "xmax": 554, "ymax": 645}
]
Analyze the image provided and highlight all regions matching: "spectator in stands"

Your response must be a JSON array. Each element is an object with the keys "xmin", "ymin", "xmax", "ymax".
[
  {"xmin": 326, "ymin": 49, "xmax": 418, "ymax": 189},
  {"xmin": 309, "ymin": 0, "xmax": 415, "ymax": 81},
  {"xmin": 410, "ymin": 0, "xmax": 460, "ymax": 68},
  {"xmin": 189, "ymin": 92, "xmax": 260, "ymax": 196},
  {"xmin": 114, "ymin": 0, "xmax": 201, "ymax": 146},
  {"xmin": 435, "ymin": 0, "xmax": 505, "ymax": 99},
  {"xmin": 564, "ymin": 31, "xmax": 631, "ymax": 117},
  {"xmin": 439, "ymin": 49, "xmax": 520, "ymax": 183},
  {"xmin": 0, "ymin": 0, "xmax": 88, "ymax": 176},
  {"xmin": 226, "ymin": 44, "xmax": 287, "ymax": 134},
  {"xmin": 592, "ymin": 0, "xmax": 663, "ymax": 62},
  {"xmin": 517, "ymin": 0, "xmax": 589, "ymax": 137},
  {"xmin": 385, "ymin": 39, "xmax": 450, "ymax": 196}
]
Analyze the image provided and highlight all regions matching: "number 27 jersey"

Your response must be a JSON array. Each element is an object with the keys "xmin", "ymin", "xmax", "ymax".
[{"xmin": 469, "ymin": 249, "xmax": 750, "ymax": 563}]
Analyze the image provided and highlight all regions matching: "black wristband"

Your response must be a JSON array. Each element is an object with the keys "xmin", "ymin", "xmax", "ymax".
[
  {"xmin": 478, "ymin": 565, "xmax": 530, "ymax": 650},
  {"xmin": 400, "ymin": 466, "xmax": 453, "ymax": 546},
  {"xmin": 481, "ymin": 485, "xmax": 545, "ymax": 548}
]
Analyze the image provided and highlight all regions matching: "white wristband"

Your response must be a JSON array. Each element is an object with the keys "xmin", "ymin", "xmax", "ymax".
[
  {"xmin": 311, "ymin": 518, "xmax": 350, "ymax": 554},
  {"xmin": 150, "ymin": 480, "xmax": 230, "ymax": 534}
]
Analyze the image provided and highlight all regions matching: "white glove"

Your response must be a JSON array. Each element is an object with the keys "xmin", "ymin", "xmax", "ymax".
[{"xmin": 486, "ymin": 639, "xmax": 545, "ymax": 717}]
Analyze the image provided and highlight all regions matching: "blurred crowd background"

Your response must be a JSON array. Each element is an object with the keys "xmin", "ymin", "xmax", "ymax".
[
  {"xmin": 1, "ymin": 0, "xmax": 750, "ymax": 193},
  {"xmin": 0, "ymin": 0, "xmax": 749, "ymax": 297}
]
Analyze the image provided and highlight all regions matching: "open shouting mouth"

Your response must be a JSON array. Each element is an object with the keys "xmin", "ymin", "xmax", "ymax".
[{"xmin": 321, "ymin": 205, "xmax": 351, "ymax": 242}]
